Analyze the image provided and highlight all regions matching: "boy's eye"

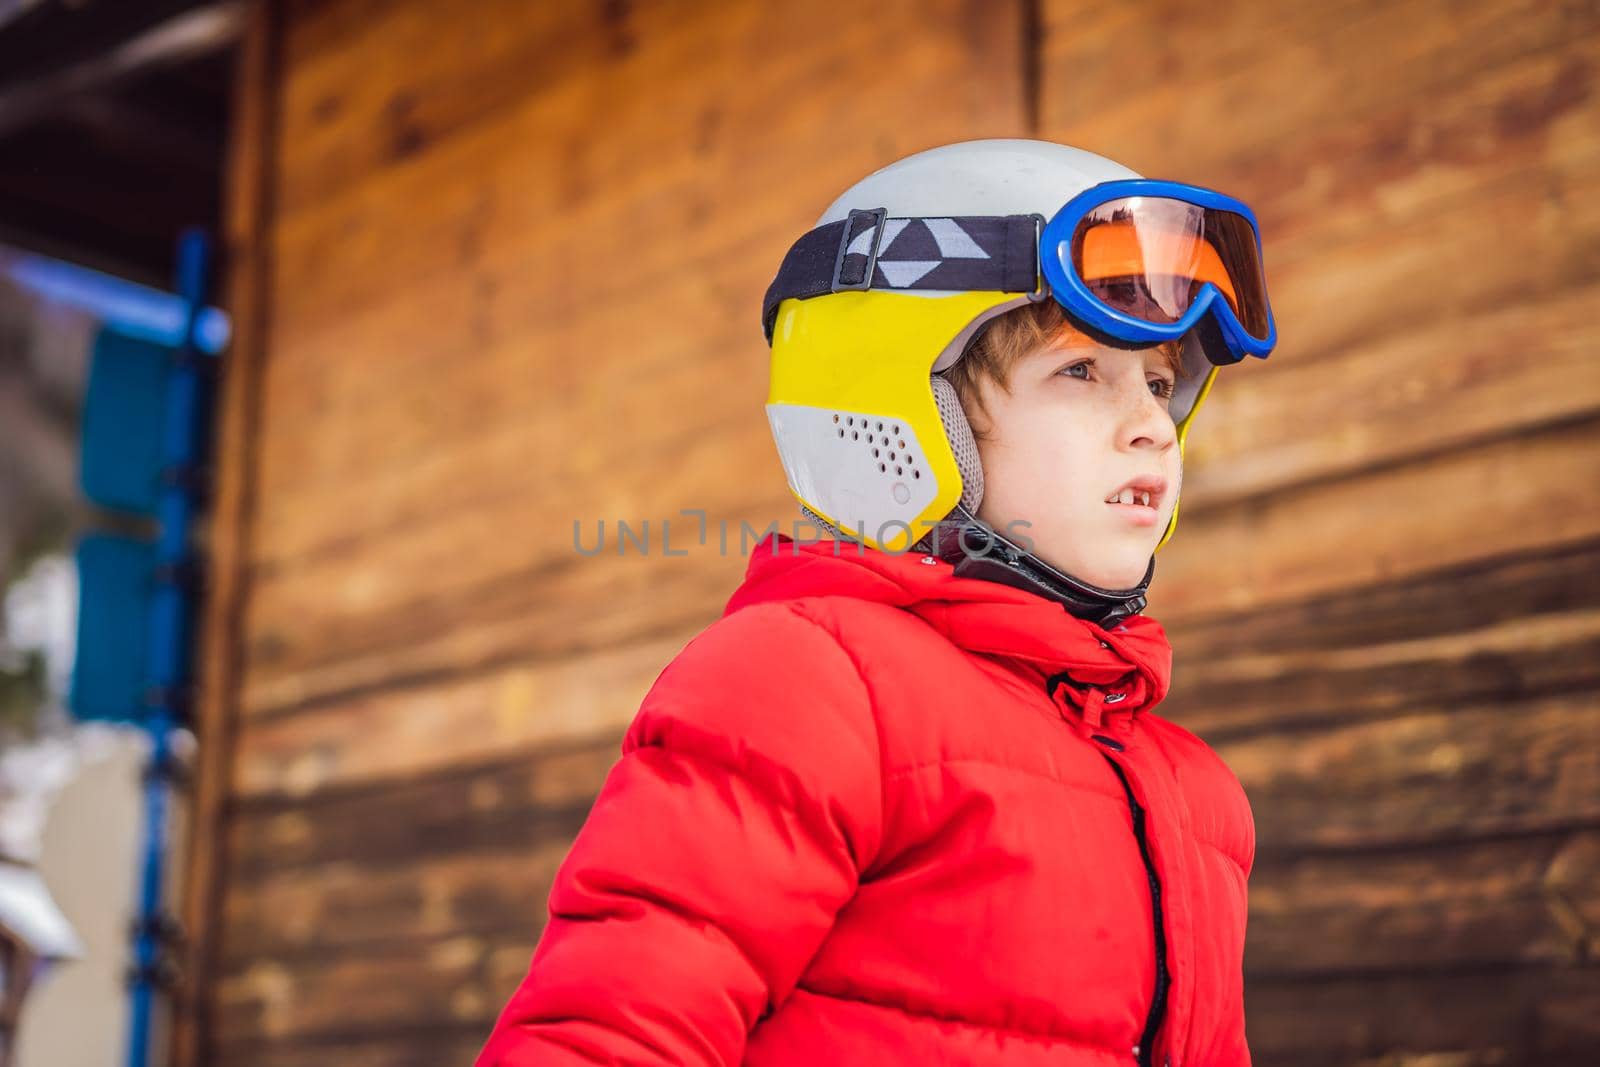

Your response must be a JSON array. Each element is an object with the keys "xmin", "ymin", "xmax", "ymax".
[{"xmin": 1059, "ymin": 358, "xmax": 1173, "ymax": 401}]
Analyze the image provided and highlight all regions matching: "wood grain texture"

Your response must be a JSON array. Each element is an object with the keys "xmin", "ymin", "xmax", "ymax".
[
  {"xmin": 1039, "ymin": 1, "xmax": 1600, "ymax": 1061},
  {"xmin": 1247, "ymin": 830, "xmax": 1600, "ymax": 975},
  {"xmin": 1163, "ymin": 537, "xmax": 1600, "ymax": 740},
  {"xmin": 175, "ymin": 3, "xmax": 279, "ymax": 1065},
  {"xmin": 1245, "ymin": 964, "xmax": 1599, "ymax": 1066},
  {"xmin": 205, "ymin": 729, "xmax": 1600, "ymax": 1043},
  {"xmin": 204, "ymin": 0, "xmax": 1032, "ymax": 1057},
  {"xmin": 237, "ymin": 0, "xmax": 1026, "ymax": 721},
  {"xmin": 1148, "ymin": 414, "xmax": 1600, "ymax": 622},
  {"xmin": 1039, "ymin": 0, "xmax": 1600, "ymax": 617},
  {"xmin": 201, "ymin": 0, "xmax": 1600, "ymax": 1061},
  {"xmin": 210, "ymin": 1024, "xmax": 490, "ymax": 1067},
  {"xmin": 231, "ymin": 630, "xmax": 687, "ymax": 796},
  {"xmin": 211, "ymin": 826, "xmax": 1600, "ymax": 1014}
]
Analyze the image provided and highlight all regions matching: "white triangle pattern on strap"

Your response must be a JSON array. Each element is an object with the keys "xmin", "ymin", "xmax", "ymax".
[
  {"xmin": 878, "ymin": 260, "xmax": 940, "ymax": 287},
  {"xmin": 877, "ymin": 218, "xmax": 911, "ymax": 253},
  {"xmin": 846, "ymin": 217, "xmax": 911, "ymax": 258},
  {"xmin": 923, "ymin": 218, "xmax": 989, "ymax": 258}
]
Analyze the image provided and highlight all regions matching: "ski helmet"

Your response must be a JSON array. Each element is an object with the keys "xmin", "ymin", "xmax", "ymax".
[{"xmin": 760, "ymin": 139, "xmax": 1276, "ymax": 620}]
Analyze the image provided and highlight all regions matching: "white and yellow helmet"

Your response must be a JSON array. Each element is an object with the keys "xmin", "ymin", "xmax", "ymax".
[{"xmin": 760, "ymin": 138, "xmax": 1272, "ymax": 557}]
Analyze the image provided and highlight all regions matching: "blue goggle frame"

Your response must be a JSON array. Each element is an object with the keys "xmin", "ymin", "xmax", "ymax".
[{"xmin": 1038, "ymin": 178, "xmax": 1277, "ymax": 366}]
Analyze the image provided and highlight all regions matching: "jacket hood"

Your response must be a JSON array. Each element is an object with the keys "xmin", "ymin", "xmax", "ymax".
[{"xmin": 725, "ymin": 535, "xmax": 1172, "ymax": 728}]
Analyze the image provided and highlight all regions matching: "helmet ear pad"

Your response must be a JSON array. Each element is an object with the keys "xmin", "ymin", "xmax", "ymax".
[{"xmin": 930, "ymin": 374, "xmax": 984, "ymax": 515}]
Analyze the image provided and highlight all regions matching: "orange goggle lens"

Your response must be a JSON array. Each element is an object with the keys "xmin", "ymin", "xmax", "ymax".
[{"xmin": 1070, "ymin": 198, "xmax": 1270, "ymax": 339}]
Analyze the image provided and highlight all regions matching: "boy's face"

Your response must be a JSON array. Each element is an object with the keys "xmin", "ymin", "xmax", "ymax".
[{"xmin": 966, "ymin": 329, "xmax": 1182, "ymax": 589}]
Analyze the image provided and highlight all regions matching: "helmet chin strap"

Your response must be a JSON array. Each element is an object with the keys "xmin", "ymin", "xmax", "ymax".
[{"xmin": 925, "ymin": 507, "xmax": 1153, "ymax": 629}]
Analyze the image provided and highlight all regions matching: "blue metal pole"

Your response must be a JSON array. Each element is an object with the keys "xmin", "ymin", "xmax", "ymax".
[{"xmin": 126, "ymin": 227, "xmax": 213, "ymax": 1067}]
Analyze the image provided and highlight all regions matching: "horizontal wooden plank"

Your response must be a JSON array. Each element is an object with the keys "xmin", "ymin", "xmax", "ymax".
[
  {"xmin": 1245, "ymin": 963, "xmax": 1600, "ymax": 1067},
  {"xmin": 221, "ymin": 841, "xmax": 566, "ymax": 964},
  {"xmin": 1180, "ymin": 606, "xmax": 1600, "ymax": 742},
  {"xmin": 265, "ymin": 7, "xmax": 1025, "ymax": 353},
  {"xmin": 214, "ymin": 931, "xmax": 531, "ymax": 1048},
  {"xmin": 276, "ymin": 0, "xmax": 615, "ymax": 216},
  {"xmin": 233, "ymin": 631, "xmax": 686, "ymax": 795},
  {"xmin": 244, "ymin": 252, "xmax": 783, "ymax": 533},
  {"xmin": 213, "ymin": 954, "xmax": 1600, "ymax": 1062},
  {"xmin": 224, "ymin": 687, "xmax": 1599, "ymax": 879},
  {"xmin": 213, "ymin": 878, "xmax": 1600, "ymax": 1055},
  {"xmin": 225, "ymin": 735, "xmax": 619, "ymax": 882},
  {"xmin": 1043, "ymin": 0, "xmax": 1595, "ymax": 154},
  {"xmin": 1162, "ymin": 538, "xmax": 1600, "ymax": 740},
  {"xmin": 1166, "ymin": 538, "xmax": 1600, "ymax": 658},
  {"xmin": 235, "ymin": 548, "xmax": 1600, "ymax": 806},
  {"xmin": 237, "ymin": 386, "xmax": 1600, "ymax": 717},
  {"xmin": 1148, "ymin": 415, "xmax": 1600, "ymax": 624},
  {"xmin": 1247, "ymin": 830, "xmax": 1599, "ymax": 975},
  {"xmin": 1224, "ymin": 691, "xmax": 1600, "ymax": 851},
  {"xmin": 240, "ymin": 505, "xmax": 782, "ymax": 717},
  {"xmin": 1183, "ymin": 277, "xmax": 1600, "ymax": 512},
  {"xmin": 210, "ymin": 1023, "xmax": 490, "ymax": 1067},
  {"xmin": 219, "ymin": 816, "xmax": 1600, "ymax": 983}
]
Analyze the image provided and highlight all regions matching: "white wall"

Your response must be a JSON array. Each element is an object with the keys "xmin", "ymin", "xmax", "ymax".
[{"xmin": 14, "ymin": 726, "xmax": 148, "ymax": 1067}]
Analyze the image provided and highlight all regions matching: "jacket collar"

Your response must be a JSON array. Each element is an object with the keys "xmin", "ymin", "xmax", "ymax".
[{"xmin": 725, "ymin": 536, "xmax": 1172, "ymax": 730}]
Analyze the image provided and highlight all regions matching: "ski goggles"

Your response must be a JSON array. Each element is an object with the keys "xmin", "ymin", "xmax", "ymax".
[{"xmin": 762, "ymin": 178, "xmax": 1277, "ymax": 366}]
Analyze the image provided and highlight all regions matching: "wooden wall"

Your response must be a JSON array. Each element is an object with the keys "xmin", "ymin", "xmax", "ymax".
[
  {"xmin": 1062, "ymin": 3, "xmax": 1600, "ymax": 1062},
  {"xmin": 181, "ymin": 1, "xmax": 1600, "ymax": 1064}
]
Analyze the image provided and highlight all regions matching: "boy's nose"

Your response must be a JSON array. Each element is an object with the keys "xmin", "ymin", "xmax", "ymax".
[{"xmin": 1119, "ymin": 384, "xmax": 1177, "ymax": 451}]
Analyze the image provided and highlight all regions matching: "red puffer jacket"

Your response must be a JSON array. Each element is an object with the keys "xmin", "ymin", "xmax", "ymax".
[{"xmin": 477, "ymin": 536, "xmax": 1254, "ymax": 1067}]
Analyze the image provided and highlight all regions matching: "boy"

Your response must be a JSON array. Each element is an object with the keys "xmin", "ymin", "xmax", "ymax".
[{"xmin": 478, "ymin": 139, "xmax": 1277, "ymax": 1066}]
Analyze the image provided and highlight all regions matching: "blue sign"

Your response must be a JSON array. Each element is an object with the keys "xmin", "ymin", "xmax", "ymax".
[
  {"xmin": 80, "ymin": 329, "xmax": 174, "ymax": 517},
  {"xmin": 68, "ymin": 533, "xmax": 158, "ymax": 724}
]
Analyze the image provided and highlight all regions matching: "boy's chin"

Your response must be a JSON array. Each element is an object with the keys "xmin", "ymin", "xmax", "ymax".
[
  {"xmin": 1074, "ymin": 561, "xmax": 1151, "ymax": 591},
  {"xmin": 1032, "ymin": 541, "xmax": 1152, "ymax": 591}
]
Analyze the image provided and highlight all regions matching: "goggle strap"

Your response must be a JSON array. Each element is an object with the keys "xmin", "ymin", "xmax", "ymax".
[{"xmin": 762, "ymin": 213, "xmax": 1040, "ymax": 342}]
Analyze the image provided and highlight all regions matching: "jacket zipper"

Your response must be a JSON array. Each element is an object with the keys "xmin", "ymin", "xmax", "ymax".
[
  {"xmin": 1045, "ymin": 671, "xmax": 1172, "ymax": 1067},
  {"xmin": 1100, "ymin": 750, "xmax": 1170, "ymax": 1067}
]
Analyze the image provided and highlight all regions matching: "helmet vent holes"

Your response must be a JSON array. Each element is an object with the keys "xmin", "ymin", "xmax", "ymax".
[{"xmin": 823, "ymin": 410, "xmax": 921, "ymax": 494}]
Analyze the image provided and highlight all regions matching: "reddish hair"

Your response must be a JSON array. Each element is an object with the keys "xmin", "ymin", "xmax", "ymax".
[{"xmin": 943, "ymin": 300, "xmax": 1191, "ymax": 437}]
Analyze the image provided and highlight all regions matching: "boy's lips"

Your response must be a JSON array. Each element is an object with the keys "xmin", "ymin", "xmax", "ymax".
[
  {"xmin": 1107, "ymin": 476, "xmax": 1171, "ymax": 518},
  {"xmin": 1106, "ymin": 499, "xmax": 1161, "ymax": 527}
]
